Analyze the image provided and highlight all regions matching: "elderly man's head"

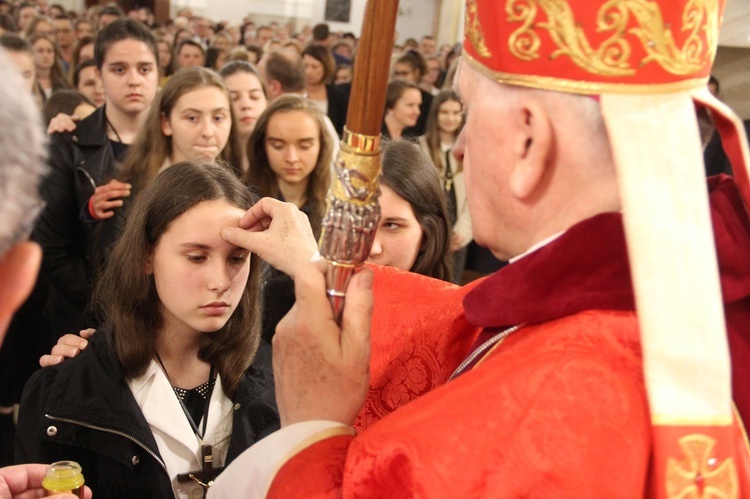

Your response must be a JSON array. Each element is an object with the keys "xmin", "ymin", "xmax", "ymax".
[
  {"xmin": 454, "ymin": 60, "xmax": 618, "ymax": 260},
  {"xmin": 0, "ymin": 50, "xmax": 47, "ymax": 342}
]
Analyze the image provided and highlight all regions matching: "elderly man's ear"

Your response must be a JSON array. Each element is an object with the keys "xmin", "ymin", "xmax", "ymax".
[
  {"xmin": 508, "ymin": 99, "xmax": 553, "ymax": 200},
  {"xmin": 0, "ymin": 242, "xmax": 41, "ymax": 343}
]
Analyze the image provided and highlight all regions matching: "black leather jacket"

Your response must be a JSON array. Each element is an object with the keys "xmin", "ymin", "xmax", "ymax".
[
  {"xmin": 15, "ymin": 329, "xmax": 278, "ymax": 498},
  {"xmin": 32, "ymin": 107, "xmax": 116, "ymax": 334}
]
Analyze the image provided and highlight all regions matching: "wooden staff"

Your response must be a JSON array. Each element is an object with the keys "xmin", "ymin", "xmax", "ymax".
[{"xmin": 318, "ymin": 0, "xmax": 399, "ymax": 322}]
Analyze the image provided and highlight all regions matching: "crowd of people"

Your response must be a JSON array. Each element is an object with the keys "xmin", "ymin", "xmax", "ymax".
[
  {"xmin": 0, "ymin": 0, "xmax": 749, "ymax": 497},
  {"xmin": 0, "ymin": 1, "xmax": 476, "ymax": 494}
]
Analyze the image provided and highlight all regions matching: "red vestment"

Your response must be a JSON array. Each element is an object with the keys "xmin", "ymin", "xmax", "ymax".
[{"xmin": 269, "ymin": 175, "xmax": 750, "ymax": 497}]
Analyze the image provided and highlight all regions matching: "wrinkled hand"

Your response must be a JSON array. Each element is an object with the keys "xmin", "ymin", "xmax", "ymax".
[
  {"xmin": 39, "ymin": 328, "xmax": 95, "ymax": 367},
  {"xmin": 450, "ymin": 232, "xmax": 465, "ymax": 252},
  {"xmin": 46, "ymin": 113, "xmax": 80, "ymax": 135},
  {"xmin": 221, "ymin": 197, "xmax": 318, "ymax": 279},
  {"xmin": 0, "ymin": 463, "xmax": 92, "ymax": 499},
  {"xmin": 273, "ymin": 262, "xmax": 373, "ymax": 427},
  {"xmin": 89, "ymin": 180, "xmax": 131, "ymax": 220}
]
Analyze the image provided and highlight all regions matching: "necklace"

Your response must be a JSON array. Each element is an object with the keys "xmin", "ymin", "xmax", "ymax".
[
  {"xmin": 448, "ymin": 324, "xmax": 523, "ymax": 381},
  {"xmin": 105, "ymin": 115, "xmax": 123, "ymax": 143}
]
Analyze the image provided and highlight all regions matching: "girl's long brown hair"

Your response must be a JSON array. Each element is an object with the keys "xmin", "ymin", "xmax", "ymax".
[
  {"xmin": 95, "ymin": 161, "xmax": 261, "ymax": 397},
  {"xmin": 245, "ymin": 94, "xmax": 332, "ymax": 237},
  {"xmin": 423, "ymin": 90, "xmax": 465, "ymax": 174},
  {"xmin": 118, "ymin": 67, "xmax": 243, "ymax": 196}
]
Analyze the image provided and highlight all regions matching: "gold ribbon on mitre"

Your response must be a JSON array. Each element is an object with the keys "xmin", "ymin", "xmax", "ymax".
[{"xmin": 464, "ymin": 0, "xmax": 750, "ymax": 496}]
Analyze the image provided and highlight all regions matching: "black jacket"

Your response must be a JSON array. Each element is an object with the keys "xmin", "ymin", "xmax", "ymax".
[
  {"xmin": 32, "ymin": 107, "xmax": 116, "ymax": 335},
  {"xmin": 15, "ymin": 330, "xmax": 278, "ymax": 498}
]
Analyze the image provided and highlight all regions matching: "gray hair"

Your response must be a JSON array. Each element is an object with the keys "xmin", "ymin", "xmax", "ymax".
[{"xmin": 0, "ymin": 48, "xmax": 47, "ymax": 257}]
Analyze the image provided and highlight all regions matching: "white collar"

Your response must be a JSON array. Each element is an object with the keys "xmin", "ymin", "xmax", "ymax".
[{"xmin": 508, "ymin": 230, "xmax": 565, "ymax": 264}]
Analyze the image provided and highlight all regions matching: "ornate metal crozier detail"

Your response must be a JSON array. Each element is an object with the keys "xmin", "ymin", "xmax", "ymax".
[{"xmin": 319, "ymin": 128, "xmax": 381, "ymax": 321}]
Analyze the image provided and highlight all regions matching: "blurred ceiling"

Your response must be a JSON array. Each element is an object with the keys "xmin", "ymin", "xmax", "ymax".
[{"xmin": 720, "ymin": 0, "xmax": 750, "ymax": 48}]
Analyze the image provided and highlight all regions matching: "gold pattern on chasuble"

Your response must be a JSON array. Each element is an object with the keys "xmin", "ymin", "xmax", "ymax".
[
  {"xmin": 466, "ymin": 0, "xmax": 492, "ymax": 57},
  {"xmin": 665, "ymin": 434, "xmax": 738, "ymax": 498},
  {"xmin": 505, "ymin": 0, "xmax": 718, "ymax": 76}
]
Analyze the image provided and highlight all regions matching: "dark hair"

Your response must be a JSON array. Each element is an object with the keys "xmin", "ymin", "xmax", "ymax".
[
  {"xmin": 312, "ymin": 23, "xmax": 329, "ymax": 41},
  {"xmin": 119, "ymin": 67, "xmax": 242, "ymax": 195},
  {"xmin": 245, "ymin": 45, "xmax": 262, "ymax": 63},
  {"xmin": 301, "ymin": 44, "xmax": 334, "ymax": 85},
  {"xmin": 381, "ymin": 140, "xmax": 451, "ymax": 280},
  {"xmin": 708, "ymin": 75, "xmax": 720, "ymax": 95},
  {"xmin": 385, "ymin": 79, "xmax": 419, "ymax": 110},
  {"xmin": 42, "ymin": 89, "xmax": 93, "ymax": 124},
  {"xmin": 0, "ymin": 33, "xmax": 31, "ymax": 53},
  {"xmin": 205, "ymin": 46, "xmax": 225, "ymax": 70},
  {"xmin": 72, "ymin": 59, "xmax": 96, "ymax": 87},
  {"xmin": 395, "ymin": 50, "xmax": 427, "ymax": 81},
  {"xmin": 245, "ymin": 94, "xmax": 332, "ymax": 237},
  {"xmin": 95, "ymin": 161, "xmax": 262, "ymax": 397},
  {"xmin": 98, "ymin": 4, "xmax": 125, "ymax": 19},
  {"xmin": 218, "ymin": 59, "xmax": 267, "ymax": 98},
  {"xmin": 94, "ymin": 18, "xmax": 158, "ymax": 70},
  {"xmin": 423, "ymin": 90, "xmax": 464, "ymax": 172},
  {"xmin": 0, "ymin": 13, "xmax": 16, "ymax": 32},
  {"xmin": 264, "ymin": 51, "xmax": 305, "ymax": 93},
  {"xmin": 72, "ymin": 36, "xmax": 94, "ymax": 70}
]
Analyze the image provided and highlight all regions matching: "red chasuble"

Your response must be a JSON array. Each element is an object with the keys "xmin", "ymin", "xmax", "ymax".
[{"xmin": 269, "ymin": 175, "xmax": 750, "ymax": 497}]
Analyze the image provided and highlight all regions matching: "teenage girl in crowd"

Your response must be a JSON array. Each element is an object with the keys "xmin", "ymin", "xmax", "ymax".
[
  {"xmin": 382, "ymin": 80, "xmax": 422, "ymax": 141},
  {"xmin": 218, "ymin": 61, "xmax": 268, "ymax": 173},
  {"xmin": 301, "ymin": 44, "xmax": 349, "ymax": 136},
  {"xmin": 29, "ymin": 33, "xmax": 68, "ymax": 104},
  {"xmin": 17, "ymin": 162, "xmax": 278, "ymax": 498},
  {"xmin": 72, "ymin": 60, "xmax": 105, "ymax": 107},
  {"xmin": 418, "ymin": 90, "xmax": 471, "ymax": 283},
  {"xmin": 90, "ymin": 67, "xmax": 242, "ymax": 271},
  {"xmin": 245, "ymin": 94, "xmax": 332, "ymax": 236}
]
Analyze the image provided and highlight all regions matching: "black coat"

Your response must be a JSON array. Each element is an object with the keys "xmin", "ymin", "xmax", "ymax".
[
  {"xmin": 15, "ymin": 330, "xmax": 278, "ymax": 499},
  {"xmin": 32, "ymin": 107, "xmax": 117, "ymax": 335}
]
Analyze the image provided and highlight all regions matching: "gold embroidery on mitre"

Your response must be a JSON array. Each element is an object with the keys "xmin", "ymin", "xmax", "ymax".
[
  {"xmin": 505, "ymin": 0, "xmax": 719, "ymax": 77},
  {"xmin": 665, "ymin": 434, "xmax": 738, "ymax": 498},
  {"xmin": 466, "ymin": 0, "xmax": 492, "ymax": 58}
]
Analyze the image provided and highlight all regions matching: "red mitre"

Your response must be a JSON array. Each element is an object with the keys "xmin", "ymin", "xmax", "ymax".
[{"xmin": 462, "ymin": 0, "xmax": 721, "ymax": 94}]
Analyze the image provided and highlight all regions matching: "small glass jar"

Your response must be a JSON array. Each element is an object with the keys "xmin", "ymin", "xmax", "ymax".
[{"xmin": 42, "ymin": 460, "xmax": 85, "ymax": 498}]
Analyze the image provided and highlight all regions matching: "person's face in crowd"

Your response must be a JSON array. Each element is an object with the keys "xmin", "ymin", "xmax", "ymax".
[
  {"xmin": 31, "ymin": 19, "xmax": 55, "ymax": 40},
  {"xmin": 438, "ymin": 99, "xmax": 463, "ymax": 136},
  {"xmin": 708, "ymin": 81, "xmax": 719, "ymax": 97},
  {"xmin": 98, "ymin": 13, "xmax": 119, "ymax": 29},
  {"xmin": 6, "ymin": 50, "xmax": 35, "ymax": 93},
  {"xmin": 75, "ymin": 20, "xmax": 94, "ymax": 40},
  {"xmin": 213, "ymin": 35, "xmax": 230, "ymax": 51},
  {"xmin": 47, "ymin": 5, "xmax": 63, "ymax": 18},
  {"xmin": 148, "ymin": 199, "xmax": 250, "ymax": 338},
  {"xmin": 17, "ymin": 6, "xmax": 36, "ymax": 31},
  {"xmin": 303, "ymin": 54, "xmax": 325, "ymax": 86},
  {"xmin": 175, "ymin": 29, "xmax": 193, "ymax": 45},
  {"xmin": 420, "ymin": 37, "xmax": 436, "ymax": 56},
  {"xmin": 161, "ymin": 85, "xmax": 232, "ymax": 163},
  {"xmin": 78, "ymin": 41, "xmax": 94, "ymax": 63},
  {"xmin": 392, "ymin": 62, "xmax": 418, "ymax": 84},
  {"xmin": 0, "ymin": 3, "xmax": 10, "ymax": 15},
  {"xmin": 100, "ymin": 38, "xmax": 158, "ymax": 117},
  {"xmin": 256, "ymin": 27, "xmax": 273, "ymax": 46},
  {"xmin": 157, "ymin": 40, "xmax": 172, "ymax": 70},
  {"xmin": 77, "ymin": 65, "xmax": 105, "ymax": 107},
  {"xmin": 224, "ymin": 71, "xmax": 267, "ymax": 138},
  {"xmin": 194, "ymin": 19, "xmax": 213, "ymax": 40},
  {"xmin": 423, "ymin": 59, "xmax": 440, "ymax": 85},
  {"xmin": 226, "ymin": 25, "xmax": 241, "ymax": 45},
  {"xmin": 265, "ymin": 110, "xmax": 320, "ymax": 190},
  {"xmin": 368, "ymin": 184, "xmax": 423, "ymax": 271},
  {"xmin": 53, "ymin": 18, "xmax": 74, "ymax": 48},
  {"xmin": 35, "ymin": 0, "xmax": 47, "ymax": 15},
  {"xmin": 32, "ymin": 37, "xmax": 55, "ymax": 70},
  {"xmin": 334, "ymin": 66, "xmax": 352, "ymax": 85},
  {"xmin": 389, "ymin": 88, "xmax": 421, "ymax": 128},
  {"xmin": 333, "ymin": 44, "xmax": 351, "ymax": 59},
  {"xmin": 176, "ymin": 44, "xmax": 205, "ymax": 69}
]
